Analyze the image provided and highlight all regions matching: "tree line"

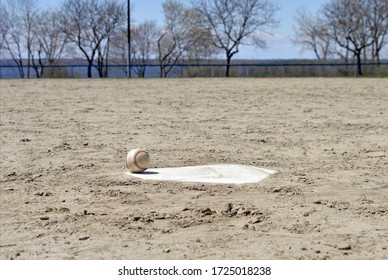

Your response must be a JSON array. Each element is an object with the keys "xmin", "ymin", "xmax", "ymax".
[
  {"xmin": 293, "ymin": 0, "xmax": 388, "ymax": 76},
  {"xmin": 1, "ymin": 0, "xmax": 387, "ymax": 78}
]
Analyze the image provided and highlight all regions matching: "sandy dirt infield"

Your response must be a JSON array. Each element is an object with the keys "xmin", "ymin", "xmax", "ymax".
[{"xmin": 1, "ymin": 78, "xmax": 387, "ymax": 260}]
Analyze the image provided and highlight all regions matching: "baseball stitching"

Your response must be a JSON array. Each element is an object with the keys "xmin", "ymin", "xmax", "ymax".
[{"xmin": 133, "ymin": 149, "xmax": 148, "ymax": 171}]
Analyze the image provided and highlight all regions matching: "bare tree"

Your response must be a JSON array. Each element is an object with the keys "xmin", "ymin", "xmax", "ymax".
[
  {"xmin": 293, "ymin": 8, "xmax": 332, "ymax": 61},
  {"xmin": 1, "ymin": 0, "xmax": 39, "ymax": 78},
  {"xmin": 366, "ymin": 0, "xmax": 388, "ymax": 64},
  {"xmin": 0, "ymin": 1, "xmax": 10, "ymax": 57},
  {"xmin": 110, "ymin": 27, "xmax": 128, "ymax": 75},
  {"xmin": 158, "ymin": 0, "xmax": 208, "ymax": 77},
  {"xmin": 1, "ymin": 2, "xmax": 68, "ymax": 78},
  {"xmin": 95, "ymin": 0, "xmax": 125, "ymax": 78},
  {"xmin": 323, "ymin": 0, "xmax": 375, "ymax": 75},
  {"xmin": 193, "ymin": 0, "xmax": 279, "ymax": 77},
  {"xmin": 185, "ymin": 27, "xmax": 218, "ymax": 62},
  {"xmin": 19, "ymin": 0, "xmax": 38, "ymax": 78},
  {"xmin": 131, "ymin": 20, "xmax": 160, "ymax": 77},
  {"xmin": 34, "ymin": 10, "xmax": 68, "ymax": 77},
  {"xmin": 1, "ymin": 6, "xmax": 25, "ymax": 78},
  {"xmin": 59, "ymin": 0, "xmax": 125, "ymax": 78}
]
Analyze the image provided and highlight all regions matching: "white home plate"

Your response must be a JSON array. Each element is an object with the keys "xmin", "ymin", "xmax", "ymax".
[{"xmin": 125, "ymin": 164, "xmax": 276, "ymax": 184}]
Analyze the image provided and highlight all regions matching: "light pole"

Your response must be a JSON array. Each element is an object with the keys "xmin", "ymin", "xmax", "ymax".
[{"xmin": 127, "ymin": 0, "xmax": 131, "ymax": 78}]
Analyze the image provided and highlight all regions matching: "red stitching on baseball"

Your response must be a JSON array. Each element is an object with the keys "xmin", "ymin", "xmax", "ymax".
[{"xmin": 133, "ymin": 149, "xmax": 148, "ymax": 171}]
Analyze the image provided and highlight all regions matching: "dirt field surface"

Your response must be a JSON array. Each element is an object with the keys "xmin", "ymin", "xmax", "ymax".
[{"xmin": 1, "ymin": 78, "xmax": 387, "ymax": 260}]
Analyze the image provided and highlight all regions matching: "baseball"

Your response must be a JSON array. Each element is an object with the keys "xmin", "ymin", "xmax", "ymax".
[{"xmin": 126, "ymin": 148, "xmax": 150, "ymax": 173}]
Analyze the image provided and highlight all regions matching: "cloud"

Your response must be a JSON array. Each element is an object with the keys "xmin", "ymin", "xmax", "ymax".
[{"xmin": 254, "ymin": 31, "xmax": 283, "ymax": 41}]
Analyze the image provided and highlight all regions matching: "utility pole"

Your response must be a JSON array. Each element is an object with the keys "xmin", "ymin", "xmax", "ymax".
[{"xmin": 127, "ymin": 0, "xmax": 131, "ymax": 78}]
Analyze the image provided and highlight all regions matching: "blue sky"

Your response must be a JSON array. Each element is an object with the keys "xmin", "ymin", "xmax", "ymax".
[{"xmin": 38, "ymin": 0, "xmax": 326, "ymax": 59}]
